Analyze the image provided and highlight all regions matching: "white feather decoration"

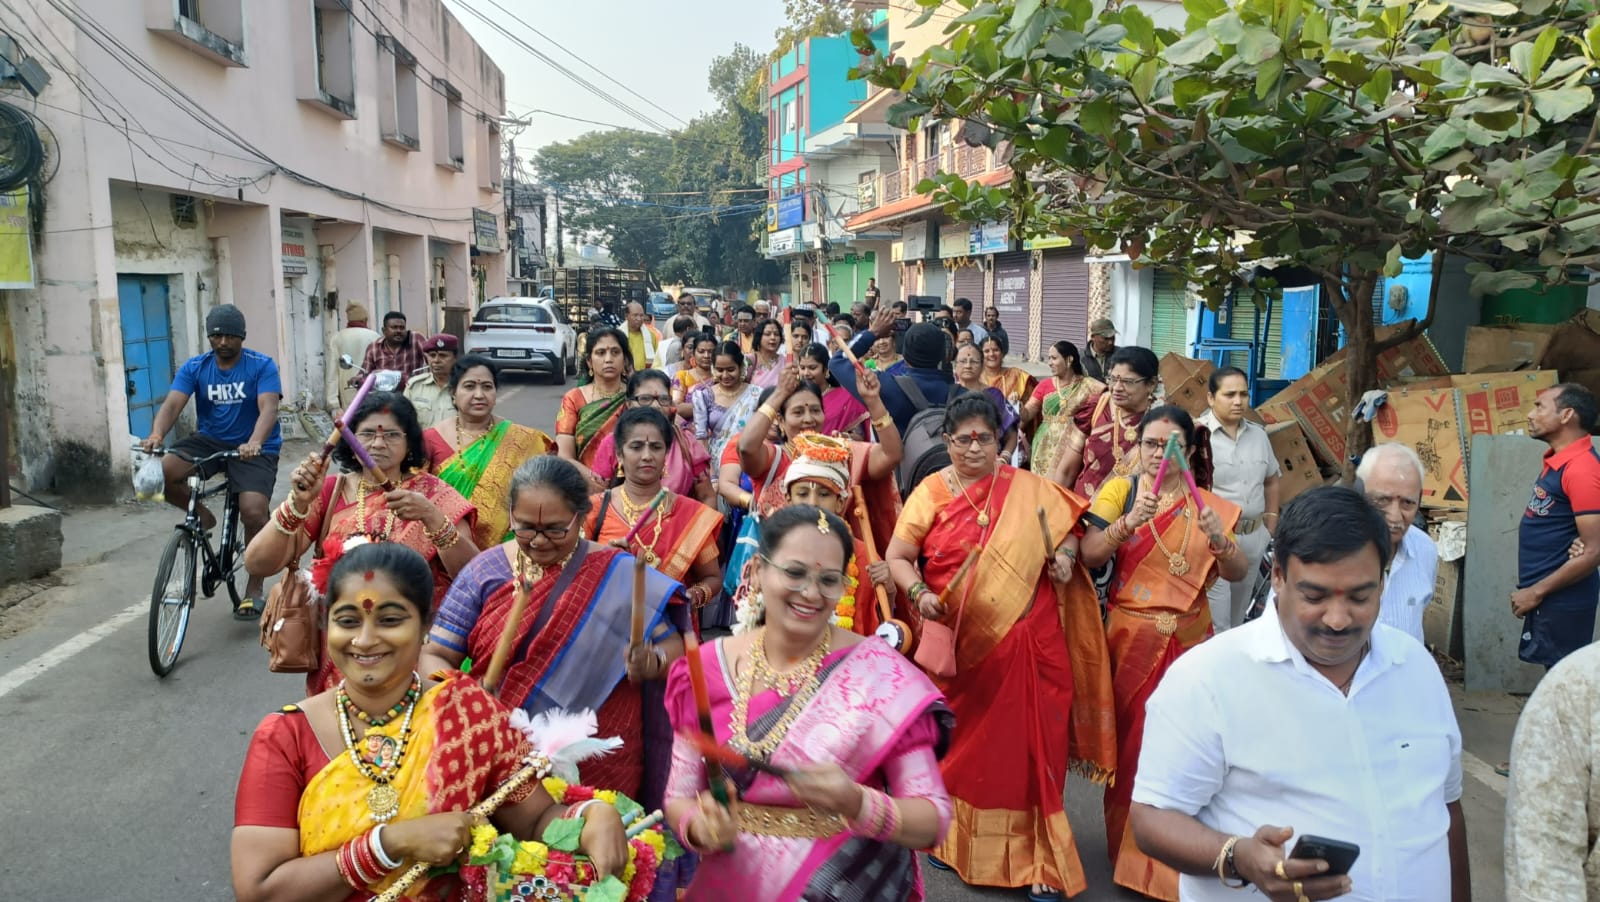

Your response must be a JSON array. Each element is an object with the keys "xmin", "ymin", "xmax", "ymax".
[{"xmin": 508, "ymin": 708, "xmax": 624, "ymax": 783}]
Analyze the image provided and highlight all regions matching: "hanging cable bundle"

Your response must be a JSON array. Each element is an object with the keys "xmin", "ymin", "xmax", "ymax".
[{"xmin": 0, "ymin": 102, "xmax": 45, "ymax": 191}]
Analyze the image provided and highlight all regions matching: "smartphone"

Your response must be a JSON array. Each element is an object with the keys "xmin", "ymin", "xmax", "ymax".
[{"xmin": 1289, "ymin": 835, "xmax": 1361, "ymax": 877}]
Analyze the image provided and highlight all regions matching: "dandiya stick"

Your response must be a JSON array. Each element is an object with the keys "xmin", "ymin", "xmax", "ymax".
[
  {"xmin": 1150, "ymin": 431, "xmax": 1177, "ymax": 497},
  {"xmin": 630, "ymin": 554, "xmax": 647, "ymax": 650},
  {"xmin": 938, "ymin": 549, "xmax": 981, "ymax": 609},
  {"xmin": 851, "ymin": 485, "xmax": 895, "ymax": 629},
  {"xmin": 619, "ymin": 489, "xmax": 669, "ymax": 547},
  {"xmin": 625, "ymin": 809, "xmax": 666, "ymax": 838},
  {"xmin": 826, "ymin": 323, "xmax": 865, "ymax": 373},
  {"xmin": 1167, "ymin": 430, "xmax": 1208, "ymax": 512},
  {"xmin": 682, "ymin": 629, "xmax": 733, "ymax": 811},
  {"xmin": 322, "ymin": 371, "xmax": 379, "ymax": 459},
  {"xmin": 482, "ymin": 569, "xmax": 532, "ymax": 694},
  {"xmin": 686, "ymin": 732, "xmax": 794, "ymax": 778},
  {"xmin": 1038, "ymin": 506, "xmax": 1055, "ymax": 560}
]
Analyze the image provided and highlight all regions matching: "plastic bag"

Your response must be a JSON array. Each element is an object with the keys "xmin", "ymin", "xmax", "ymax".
[{"xmin": 132, "ymin": 447, "xmax": 165, "ymax": 502}]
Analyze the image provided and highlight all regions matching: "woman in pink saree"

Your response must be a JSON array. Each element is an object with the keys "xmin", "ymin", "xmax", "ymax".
[{"xmin": 663, "ymin": 505, "xmax": 953, "ymax": 902}]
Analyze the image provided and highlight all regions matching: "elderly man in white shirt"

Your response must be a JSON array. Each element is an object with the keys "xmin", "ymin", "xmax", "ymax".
[
  {"xmin": 1356, "ymin": 442, "xmax": 1438, "ymax": 646},
  {"xmin": 1131, "ymin": 485, "xmax": 1469, "ymax": 902}
]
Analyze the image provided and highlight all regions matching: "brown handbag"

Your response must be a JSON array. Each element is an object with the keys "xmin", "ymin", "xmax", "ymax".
[
  {"xmin": 259, "ymin": 477, "xmax": 336, "ymax": 673},
  {"xmin": 913, "ymin": 572, "xmax": 973, "ymax": 680}
]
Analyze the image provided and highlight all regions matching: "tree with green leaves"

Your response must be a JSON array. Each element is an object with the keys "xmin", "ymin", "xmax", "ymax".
[
  {"xmin": 533, "ymin": 129, "xmax": 674, "ymax": 271},
  {"xmin": 861, "ymin": 0, "xmax": 1600, "ymax": 469}
]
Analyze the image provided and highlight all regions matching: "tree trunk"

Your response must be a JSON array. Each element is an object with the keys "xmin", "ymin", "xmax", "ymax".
[{"xmin": 1326, "ymin": 272, "xmax": 1378, "ymax": 484}]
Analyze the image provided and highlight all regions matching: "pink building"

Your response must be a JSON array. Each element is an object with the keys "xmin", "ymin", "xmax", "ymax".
[{"xmin": 0, "ymin": 0, "xmax": 508, "ymax": 495}]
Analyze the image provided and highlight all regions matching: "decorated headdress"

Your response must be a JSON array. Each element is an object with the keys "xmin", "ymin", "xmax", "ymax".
[{"xmin": 783, "ymin": 433, "xmax": 851, "ymax": 494}]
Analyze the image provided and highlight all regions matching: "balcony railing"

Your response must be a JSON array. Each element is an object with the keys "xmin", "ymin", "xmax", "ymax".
[{"xmin": 852, "ymin": 145, "xmax": 1008, "ymax": 216}]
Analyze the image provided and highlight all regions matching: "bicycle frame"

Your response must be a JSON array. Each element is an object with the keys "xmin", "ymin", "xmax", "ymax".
[{"xmin": 183, "ymin": 471, "xmax": 240, "ymax": 586}]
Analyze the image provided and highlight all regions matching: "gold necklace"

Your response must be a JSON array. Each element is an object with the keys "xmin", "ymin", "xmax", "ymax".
[
  {"xmin": 1147, "ymin": 500, "xmax": 1194, "ymax": 575},
  {"xmin": 616, "ymin": 488, "xmax": 665, "ymax": 566},
  {"xmin": 455, "ymin": 414, "xmax": 495, "ymax": 447},
  {"xmin": 951, "ymin": 471, "xmax": 993, "ymax": 528},
  {"xmin": 515, "ymin": 544, "xmax": 575, "ymax": 586},
  {"xmin": 336, "ymin": 674, "xmax": 420, "ymax": 822},
  {"xmin": 354, "ymin": 479, "xmax": 399, "ymax": 541},
  {"xmin": 1337, "ymin": 644, "xmax": 1370, "ymax": 694},
  {"xmin": 730, "ymin": 627, "xmax": 831, "ymax": 758}
]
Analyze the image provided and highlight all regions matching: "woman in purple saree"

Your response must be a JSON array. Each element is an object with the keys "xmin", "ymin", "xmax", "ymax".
[{"xmin": 663, "ymin": 505, "xmax": 953, "ymax": 902}]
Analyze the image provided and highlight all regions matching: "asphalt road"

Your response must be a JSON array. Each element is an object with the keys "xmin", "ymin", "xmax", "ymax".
[{"xmin": 0, "ymin": 372, "xmax": 1505, "ymax": 901}]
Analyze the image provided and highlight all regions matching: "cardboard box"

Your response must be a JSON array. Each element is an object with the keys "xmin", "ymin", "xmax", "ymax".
[
  {"xmin": 1464, "ymin": 324, "xmax": 1558, "ymax": 373},
  {"xmin": 1159, "ymin": 354, "xmax": 1215, "ymax": 417},
  {"xmin": 1371, "ymin": 388, "xmax": 1468, "ymax": 510},
  {"xmin": 1266, "ymin": 421, "xmax": 1323, "ymax": 504},
  {"xmin": 1325, "ymin": 320, "xmax": 1451, "ymax": 382},
  {"xmin": 1424, "ymin": 558, "xmax": 1465, "ymax": 659},
  {"xmin": 1282, "ymin": 360, "xmax": 1353, "ymax": 466},
  {"xmin": 1451, "ymin": 370, "xmax": 1558, "ymax": 438}
]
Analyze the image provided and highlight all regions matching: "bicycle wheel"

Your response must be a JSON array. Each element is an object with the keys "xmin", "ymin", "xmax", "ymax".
[
  {"xmin": 219, "ymin": 500, "xmax": 243, "ymax": 609},
  {"xmin": 149, "ymin": 529, "xmax": 198, "ymax": 677}
]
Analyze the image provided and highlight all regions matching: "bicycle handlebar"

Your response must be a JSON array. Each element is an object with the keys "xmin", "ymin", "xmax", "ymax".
[{"xmin": 136, "ymin": 445, "xmax": 243, "ymax": 466}]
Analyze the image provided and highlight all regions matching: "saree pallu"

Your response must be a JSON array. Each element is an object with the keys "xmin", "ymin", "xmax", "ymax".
[
  {"xmin": 294, "ymin": 677, "xmax": 536, "ymax": 900},
  {"xmin": 435, "ymin": 542, "xmax": 685, "ymax": 805},
  {"xmin": 1072, "ymin": 392, "xmax": 1144, "ymax": 499},
  {"xmin": 897, "ymin": 467, "xmax": 1117, "ymax": 894},
  {"xmin": 1030, "ymin": 377, "xmax": 1104, "ymax": 477},
  {"xmin": 1101, "ymin": 487, "xmax": 1239, "ymax": 901},
  {"xmin": 557, "ymin": 388, "xmax": 627, "ymax": 468},
  {"xmin": 664, "ymin": 639, "xmax": 953, "ymax": 902},
  {"xmin": 305, "ymin": 474, "xmax": 476, "ymax": 695},
  {"xmin": 432, "ymin": 421, "xmax": 555, "ymax": 549},
  {"xmin": 823, "ymin": 387, "xmax": 869, "ymax": 438},
  {"xmin": 696, "ymin": 383, "xmax": 763, "ymax": 471},
  {"xmin": 674, "ymin": 367, "xmax": 709, "ymax": 400},
  {"xmin": 588, "ymin": 424, "xmax": 711, "ymax": 498},
  {"xmin": 584, "ymin": 491, "xmax": 722, "ymax": 585},
  {"xmin": 982, "ymin": 367, "xmax": 1034, "ymax": 410},
  {"xmin": 748, "ymin": 354, "xmax": 784, "ymax": 390}
]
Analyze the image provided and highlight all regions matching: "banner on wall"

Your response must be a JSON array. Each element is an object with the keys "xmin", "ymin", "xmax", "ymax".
[
  {"xmin": 472, "ymin": 208, "xmax": 501, "ymax": 253},
  {"xmin": 281, "ymin": 224, "xmax": 310, "ymax": 275},
  {"xmin": 0, "ymin": 188, "xmax": 36, "ymax": 288},
  {"xmin": 969, "ymin": 221, "xmax": 1010, "ymax": 255},
  {"xmin": 776, "ymin": 193, "xmax": 806, "ymax": 230}
]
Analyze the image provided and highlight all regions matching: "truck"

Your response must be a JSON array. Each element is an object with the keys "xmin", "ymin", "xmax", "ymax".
[{"xmin": 541, "ymin": 266, "xmax": 651, "ymax": 377}]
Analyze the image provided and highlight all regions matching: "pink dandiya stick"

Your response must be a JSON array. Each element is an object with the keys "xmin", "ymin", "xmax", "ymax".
[
  {"xmin": 1150, "ymin": 432, "xmax": 1177, "ymax": 496},
  {"xmin": 618, "ymin": 489, "xmax": 669, "ymax": 547},
  {"xmin": 1167, "ymin": 431, "xmax": 1208, "ymax": 512}
]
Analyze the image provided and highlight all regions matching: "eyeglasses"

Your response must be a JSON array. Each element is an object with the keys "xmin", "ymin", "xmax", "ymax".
[
  {"xmin": 945, "ymin": 431, "xmax": 998, "ymax": 449},
  {"xmin": 629, "ymin": 394, "xmax": 673, "ymax": 407},
  {"xmin": 1107, "ymin": 376, "xmax": 1150, "ymax": 388},
  {"xmin": 760, "ymin": 555, "xmax": 848, "ymax": 601},
  {"xmin": 355, "ymin": 428, "xmax": 404, "ymax": 445},
  {"xmin": 510, "ymin": 512, "xmax": 580, "ymax": 542},
  {"xmin": 1140, "ymin": 438, "xmax": 1188, "ymax": 453}
]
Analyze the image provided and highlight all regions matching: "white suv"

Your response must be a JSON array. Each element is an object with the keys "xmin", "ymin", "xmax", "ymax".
[{"xmin": 464, "ymin": 297, "xmax": 576, "ymax": 384}]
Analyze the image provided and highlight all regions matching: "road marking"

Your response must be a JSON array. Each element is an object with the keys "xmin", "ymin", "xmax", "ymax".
[
  {"xmin": 0, "ymin": 601, "xmax": 144, "ymax": 700},
  {"xmin": 1462, "ymin": 749, "xmax": 1508, "ymax": 797}
]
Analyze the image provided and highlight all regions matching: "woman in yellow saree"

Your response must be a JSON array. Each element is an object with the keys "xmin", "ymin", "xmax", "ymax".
[
  {"xmin": 231, "ymin": 542, "xmax": 627, "ymax": 902},
  {"xmin": 557, "ymin": 327, "xmax": 632, "ymax": 493},
  {"xmin": 885, "ymin": 393, "xmax": 1117, "ymax": 901},
  {"xmin": 1022, "ymin": 340, "xmax": 1104, "ymax": 478},
  {"xmin": 1077, "ymin": 405, "xmax": 1248, "ymax": 902},
  {"xmin": 424, "ymin": 354, "xmax": 556, "ymax": 549}
]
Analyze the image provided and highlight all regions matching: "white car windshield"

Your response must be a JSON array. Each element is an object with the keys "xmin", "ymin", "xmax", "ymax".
[{"xmin": 476, "ymin": 305, "xmax": 551, "ymax": 324}]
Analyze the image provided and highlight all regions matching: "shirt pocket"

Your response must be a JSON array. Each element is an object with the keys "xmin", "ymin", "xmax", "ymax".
[{"xmin": 1384, "ymin": 734, "xmax": 1452, "ymax": 811}]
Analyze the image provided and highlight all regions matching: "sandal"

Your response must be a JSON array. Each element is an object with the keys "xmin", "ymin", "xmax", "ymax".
[
  {"xmin": 1495, "ymin": 761, "xmax": 1510, "ymax": 777},
  {"xmin": 234, "ymin": 596, "xmax": 262, "ymax": 621},
  {"xmin": 925, "ymin": 855, "xmax": 953, "ymax": 872},
  {"xmin": 1028, "ymin": 887, "xmax": 1064, "ymax": 902}
]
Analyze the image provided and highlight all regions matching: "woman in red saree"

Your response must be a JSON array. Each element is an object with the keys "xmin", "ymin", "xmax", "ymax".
[
  {"xmin": 1077, "ymin": 405, "xmax": 1248, "ymax": 901},
  {"xmin": 663, "ymin": 505, "xmax": 954, "ymax": 902},
  {"xmin": 232, "ymin": 542, "xmax": 626, "ymax": 902},
  {"xmin": 556, "ymin": 327, "xmax": 632, "ymax": 493},
  {"xmin": 885, "ymin": 394, "xmax": 1117, "ymax": 902},
  {"xmin": 244, "ymin": 392, "xmax": 479, "ymax": 695},
  {"xmin": 1055, "ymin": 346, "xmax": 1159, "ymax": 498}
]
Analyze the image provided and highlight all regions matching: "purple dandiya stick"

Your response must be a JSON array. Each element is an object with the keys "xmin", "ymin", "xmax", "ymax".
[
  {"xmin": 339, "ymin": 423, "xmax": 396, "ymax": 491},
  {"xmin": 321, "ymin": 372, "xmax": 380, "ymax": 460}
]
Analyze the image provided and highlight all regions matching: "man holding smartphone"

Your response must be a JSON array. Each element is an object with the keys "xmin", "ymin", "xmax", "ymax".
[{"xmin": 1128, "ymin": 486, "xmax": 1469, "ymax": 902}]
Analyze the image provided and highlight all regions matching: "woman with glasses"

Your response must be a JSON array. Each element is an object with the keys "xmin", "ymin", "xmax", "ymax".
[
  {"xmin": 1075, "ymin": 405, "xmax": 1245, "ymax": 901},
  {"xmin": 951, "ymin": 342, "xmax": 1019, "ymax": 461},
  {"xmin": 883, "ymin": 393, "xmax": 1116, "ymax": 902},
  {"xmin": 588, "ymin": 370, "xmax": 715, "ymax": 504},
  {"xmin": 245, "ymin": 392, "xmax": 479, "ymax": 693},
  {"xmin": 1055, "ymin": 346, "xmax": 1161, "ymax": 498},
  {"xmin": 796, "ymin": 343, "xmax": 869, "ymax": 440},
  {"xmin": 421, "ymin": 455, "xmax": 687, "ymax": 808},
  {"xmin": 557, "ymin": 327, "xmax": 633, "ymax": 492},
  {"xmin": 423, "ymin": 354, "xmax": 556, "ymax": 549},
  {"xmin": 663, "ymin": 505, "xmax": 954, "ymax": 900},
  {"xmin": 1022, "ymin": 340, "xmax": 1104, "ymax": 479}
]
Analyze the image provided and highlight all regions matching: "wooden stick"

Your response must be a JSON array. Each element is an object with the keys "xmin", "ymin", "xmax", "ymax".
[
  {"xmin": 1037, "ymin": 506, "xmax": 1054, "ymax": 559},
  {"xmin": 851, "ymin": 485, "xmax": 895, "ymax": 629},
  {"xmin": 630, "ymin": 554, "xmax": 647, "ymax": 650},
  {"xmin": 827, "ymin": 323, "xmax": 864, "ymax": 371},
  {"xmin": 682, "ymin": 629, "xmax": 732, "ymax": 810},
  {"xmin": 482, "ymin": 569, "xmax": 532, "ymax": 694},
  {"xmin": 938, "ymin": 549, "xmax": 981, "ymax": 608}
]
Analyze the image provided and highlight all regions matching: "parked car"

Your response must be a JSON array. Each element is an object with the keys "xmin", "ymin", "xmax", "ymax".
[
  {"xmin": 647, "ymin": 291, "xmax": 678, "ymax": 320},
  {"xmin": 464, "ymin": 297, "xmax": 576, "ymax": 384}
]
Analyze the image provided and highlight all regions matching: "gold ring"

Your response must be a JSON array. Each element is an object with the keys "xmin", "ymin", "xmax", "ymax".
[
  {"xmin": 1275, "ymin": 861, "xmax": 1287, "ymax": 880},
  {"xmin": 1293, "ymin": 880, "xmax": 1305, "ymax": 899}
]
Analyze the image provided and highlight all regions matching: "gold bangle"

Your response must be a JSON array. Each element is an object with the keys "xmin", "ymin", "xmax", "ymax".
[
  {"xmin": 1262, "ymin": 512, "xmax": 1279, "ymax": 520},
  {"xmin": 431, "ymin": 526, "xmax": 461, "ymax": 549},
  {"xmin": 757, "ymin": 404, "xmax": 780, "ymax": 422},
  {"xmin": 871, "ymin": 412, "xmax": 894, "ymax": 431}
]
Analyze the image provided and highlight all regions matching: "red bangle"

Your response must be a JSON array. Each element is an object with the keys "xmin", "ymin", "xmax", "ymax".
[{"xmin": 334, "ymin": 842, "xmax": 358, "ymax": 888}]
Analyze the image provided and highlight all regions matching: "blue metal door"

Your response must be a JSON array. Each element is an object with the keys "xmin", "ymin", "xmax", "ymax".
[
  {"xmin": 1278, "ymin": 285, "xmax": 1319, "ymax": 380},
  {"xmin": 118, "ymin": 275, "xmax": 173, "ymax": 437}
]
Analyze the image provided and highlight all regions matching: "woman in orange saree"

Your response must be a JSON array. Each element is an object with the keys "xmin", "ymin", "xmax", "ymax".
[
  {"xmin": 885, "ymin": 394, "xmax": 1117, "ymax": 901},
  {"xmin": 232, "ymin": 542, "xmax": 627, "ymax": 902},
  {"xmin": 1078, "ymin": 405, "xmax": 1248, "ymax": 901},
  {"xmin": 556, "ymin": 327, "xmax": 632, "ymax": 493}
]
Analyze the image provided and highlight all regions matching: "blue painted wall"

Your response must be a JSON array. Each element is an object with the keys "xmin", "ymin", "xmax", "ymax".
[{"xmin": 806, "ymin": 34, "xmax": 869, "ymax": 135}]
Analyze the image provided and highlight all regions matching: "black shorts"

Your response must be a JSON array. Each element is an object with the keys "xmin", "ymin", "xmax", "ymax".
[{"xmin": 170, "ymin": 433, "xmax": 279, "ymax": 498}]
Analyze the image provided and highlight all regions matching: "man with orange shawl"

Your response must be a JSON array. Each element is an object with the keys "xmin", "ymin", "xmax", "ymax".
[
  {"xmin": 885, "ymin": 394, "xmax": 1116, "ymax": 901},
  {"xmin": 1077, "ymin": 406, "xmax": 1246, "ymax": 901}
]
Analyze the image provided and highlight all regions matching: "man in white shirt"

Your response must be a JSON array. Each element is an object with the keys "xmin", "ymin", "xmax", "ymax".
[
  {"xmin": 1356, "ymin": 443, "xmax": 1438, "ymax": 646},
  {"xmin": 1131, "ymin": 485, "xmax": 1469, "ymax": 902},
  {"xmin": 673, "ymin": 293, "xmax": 712, "ymax": 331},
  {"xmin": 1198, "ymin": 366, "xmax": 1281, "ymax": 631}
]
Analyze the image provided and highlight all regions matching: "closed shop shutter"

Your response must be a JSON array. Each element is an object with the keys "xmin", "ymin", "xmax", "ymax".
[
  {"xmin": 1040, "ymin": 249, "xmax": 1088, "ymax": 355},
  {"xmin": 921, "ymin": 265, "xmax": 948, "ymax": 304},
  {"xmin": 991, "ymin": 251, "xmax": 1032, "ymax": 355},
  {"xmin": 1232, "ymin": 299, "xmax": 1284, "ymax": 380},
  {"xmin": 1150, "ymin": 270, "xmax": 1190, "ymax": 358},
  {"xmin": 952, "ymin": 263, "xmax": 984, "ymax": 314},
  {"xmin": 827, "ymin": 260, "xmax": 856, "ymax": 307}
]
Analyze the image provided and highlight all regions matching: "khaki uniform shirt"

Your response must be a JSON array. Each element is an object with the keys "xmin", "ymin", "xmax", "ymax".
[
  {"xmin": 1196, "ymin": 411, "xmax": 1279, "ymax": 525},
  {"xmin": 403, "ymin": 369, "xmax": 455, "ymax": 428}
]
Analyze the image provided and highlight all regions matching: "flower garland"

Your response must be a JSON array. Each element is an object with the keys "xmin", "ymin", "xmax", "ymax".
[
  {"xmin": 459, "ymin": 780, "xmax": 681, "ymax": 902},
  {"xmin": 833, "ymin": 557, "xmax": 860, "ymax": 632}
]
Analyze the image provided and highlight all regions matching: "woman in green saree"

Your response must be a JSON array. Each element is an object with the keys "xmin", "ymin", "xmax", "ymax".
[
  {"xmin": 424, "ymin": 354, "xmax": 556, "ymax": 550},
  {"xmin": 557, "ymin": 327, "xmax": 633, "ymax": 494}
]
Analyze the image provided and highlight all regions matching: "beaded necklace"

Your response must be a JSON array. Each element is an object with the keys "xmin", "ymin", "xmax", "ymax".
[
  {"xmin": 354, "ymin": 478, "xmax": 400, "ymax": 541},
  {"xmin": 335, "ymin": 672, "xmax": 420, "ymax": 822},
  {"xmin": 455, "ymin": 413, "xmax": 496, "ymax": 448},
  {"xmin": 340, "ymin": 673, "xmax": 420, "ymax": 727},
  {"xmin": 729, "ymin": 627, "xmax": 830, "ymax": 759}
]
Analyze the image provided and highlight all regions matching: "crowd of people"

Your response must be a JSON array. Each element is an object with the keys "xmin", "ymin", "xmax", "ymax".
[{"xmin": 142, "ymin": 296, "xmax": 1600, "ymax": 901}]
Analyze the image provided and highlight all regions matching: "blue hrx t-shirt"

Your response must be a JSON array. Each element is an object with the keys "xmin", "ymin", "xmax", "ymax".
[{"xmin": 171, "ymin": 349, "xmax": 283, "ymax": 454}]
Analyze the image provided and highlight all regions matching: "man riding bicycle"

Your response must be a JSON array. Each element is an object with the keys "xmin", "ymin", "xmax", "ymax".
[{"xmin": 140, "ymin": 304, "xmax": 281, "ymax": 619}]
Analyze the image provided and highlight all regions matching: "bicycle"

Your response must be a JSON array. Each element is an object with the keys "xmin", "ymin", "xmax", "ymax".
[{"xmin": 142, "ymin": 446, "xmax": 246, "ymax": 677}]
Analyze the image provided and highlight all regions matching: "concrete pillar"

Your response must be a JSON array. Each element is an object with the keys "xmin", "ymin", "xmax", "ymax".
[
  {"xmin": 207, "ymin": 204, "xmax": 287, "ymax": 394},
  {"xmin": 385, "ymin": 234, "xmax": 427, "ymax": 333},
  {"xmin": 1464, "ymin": 433, "xmax": 1554, "ymax": 693}
]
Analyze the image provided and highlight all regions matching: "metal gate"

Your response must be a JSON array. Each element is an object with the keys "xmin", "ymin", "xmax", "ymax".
[
  {"xmin": 1039, "ymin": 249, "xmax": 1088, "ymax": 354},
  {"xmin": 1150, "ymin": 270, "xmax": 1190, "ymax": 358},
  {"xmin": 951, "ymin": 262, "xmax": 984, "ymax": 314},
  {"xmin": 118, "ymin": 275, "xmax": 174, "ymax": 438}
]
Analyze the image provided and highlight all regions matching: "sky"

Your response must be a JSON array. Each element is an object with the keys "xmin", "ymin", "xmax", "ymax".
[{"xmin": 443, "ymin": 0, "xmax": 789, "ymax": 153}]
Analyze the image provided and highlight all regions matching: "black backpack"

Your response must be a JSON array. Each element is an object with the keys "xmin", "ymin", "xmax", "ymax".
[{"xmin": 892, "ymin": 374, "xmax": 951, "ymax": 500}]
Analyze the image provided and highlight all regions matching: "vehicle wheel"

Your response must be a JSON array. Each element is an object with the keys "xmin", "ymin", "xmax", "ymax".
[
  {"xmin": 149, "ymin": 529, "xmax": 198, "ymax": 677},
  {"xmin": 566, "ymin": 348, "xmax": 577, "ymax": 375},
  {"xmin": 551, "ymin": 350, "xmax": 568, "ymax": 385}
]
